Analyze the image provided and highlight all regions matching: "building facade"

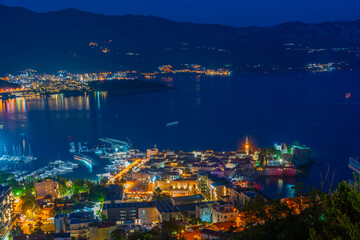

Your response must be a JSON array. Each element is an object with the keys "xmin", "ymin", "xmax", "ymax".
[{"xmin": 35, "ymin": 179, "xmax": 59, "ymax": 200}]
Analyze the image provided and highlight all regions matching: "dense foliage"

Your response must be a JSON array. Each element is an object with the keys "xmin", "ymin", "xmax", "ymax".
[
  {"xmin": 152, "ymin": 187, "xmax": 171, "ymax": 201},
  {"xmin": 231, "ymin": 181, "xmax": 360, "ymax": 240},
  {"xmin": 57, "ymin": 177, "xmax": 107, "ymax": 202},
  {"xmin": 128, "ymin": 218, "xmax": 183, "ymax": 240}
]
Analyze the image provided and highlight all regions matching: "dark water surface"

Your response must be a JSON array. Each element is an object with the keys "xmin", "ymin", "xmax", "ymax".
[{"xmin": 1, "ymin": 71, "xmax": 360, "ymax": 198}]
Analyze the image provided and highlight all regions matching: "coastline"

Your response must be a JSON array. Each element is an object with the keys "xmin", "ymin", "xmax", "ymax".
[{"xmin": 0, "ymin": 80, "xmax": 173, "ymax": 99}]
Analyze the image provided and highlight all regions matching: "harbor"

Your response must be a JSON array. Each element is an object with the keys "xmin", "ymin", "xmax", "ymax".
[
  {"xmin": 0, "ymin": 144, "xmax": 36, "ymax": 164},
  {"xmin": 11, "ymin": 160, "xmax": 78, "ymax": 182},
  {"xmin": 0, "ymin": 134, "xmax": 310, "ymax": 186},
  {"xmin": 0, "ymin": 71, "xmax": 356, "ymax": 199}
]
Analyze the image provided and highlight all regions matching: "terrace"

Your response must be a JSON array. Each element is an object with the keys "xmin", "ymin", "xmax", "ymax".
[{"xmin": 349, "ymin": 157, "xmax": 360, "ymax": 174}]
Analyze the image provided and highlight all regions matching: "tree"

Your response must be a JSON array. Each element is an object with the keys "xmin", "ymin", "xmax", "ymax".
[
  {"xmin": 30, "ymin": 221, "xmax": 44, "ymax": 237},
  {"xmin": 152, "ymin": 187, "xmax": 171, "ymax": 201},
  {"xmin": 57, "ymin": 176, "xmax": 72, "ymax": 196},
  {"xmin": 160, "ymin": 217, "xmax": 183, "ymax": 240},
  {"xmin": 111, "ymin": 228, "xmax": 126, "ymax": 240},
  {"xmin": 34, "ymin": 205, "xmax": 42, "ymax": 216},
  {"xmin": 100, "ymin": 177, "xmax": 109, "ymax": 185},
  {"xmin": 10, "ymin": 225, "xmax": 23, "ymax": 238},
  {"xmin": 231, "ymin": 181, "xmax": 360, "ymax": 240},
  {"xmin": 88, "ymin": 184, "xmax": 107, "ymax": 202},
  {"xmin": 309, "ymin": 181, "xmax": 360, "ymax": 240},
  {"xmin": 265, "ymin": 146, "xmax": 277, "ymax": 157},
  {"xmin": 100, "ymin": 214, "xmax": 108, "ymax": 221},
  {"xmin": 257, "ymin": 149, "xmax": 267, "ymax": 166},
  {"xmin": 180, "ymin": 211, "xmax": 192, "ymax": 226},
  {"xmin": 72, "ymin": 179, "xmax": 85, "ymax": 194},
  {"xmin": 22, "ymin": 200, "xmax": 34, "ymax": 215},
  {"xmin": 128, "ymin": 228, "xmax": 159, "ymax": 240}
]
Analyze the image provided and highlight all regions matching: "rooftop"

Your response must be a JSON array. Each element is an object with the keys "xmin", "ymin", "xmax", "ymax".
[
  {"xmin": 172, "ymin": 194, "xmax": 204, "ymax": 203},
  {"xmin": 105, "ymin": 184, "xmax": 123, "ymax": 202},
  {"xmin": 153, "ymin": 200, "xmax": 180, "ymax": 213},
  {"xmin": 89, "ymin": 221, "xmax": 116, "ymax": 228},
  {"xmin": 103, "ymin": 200, "xmax": 182, "ymax": 213},
  {"xmin": 200, "ymin": 229, "xmax": 229, "ymax": 239}
]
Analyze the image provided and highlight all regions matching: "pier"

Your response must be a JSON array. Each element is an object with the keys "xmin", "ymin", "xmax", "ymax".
[{"xmin": 99, "ymin": 138, "xmax": 131, "ymax": 151}]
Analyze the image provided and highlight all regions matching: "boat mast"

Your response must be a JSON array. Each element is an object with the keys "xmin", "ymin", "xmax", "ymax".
[{"xmin": 29, "ymin": 145, "xmax": 32, "ymax": 156}]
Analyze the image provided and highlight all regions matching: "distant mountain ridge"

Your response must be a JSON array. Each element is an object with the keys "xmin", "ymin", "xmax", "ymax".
[{"xmin": 1, "ymin": 4, "xmax": 360, "ymax": 74}]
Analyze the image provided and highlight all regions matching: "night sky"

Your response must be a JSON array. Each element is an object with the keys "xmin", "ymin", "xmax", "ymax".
[{"xmin": 0, "ymin": 0, "xmax": 359, "ymax": 27}]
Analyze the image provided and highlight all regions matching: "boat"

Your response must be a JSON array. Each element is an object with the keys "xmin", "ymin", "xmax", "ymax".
[
  {"xmin": 97, "ymin": 173, "xmax": 112, "ymax": 178},
  {"xmin": 73, "ymin": 153, "xmax": 93, "ymax": 167},
  {"xmin": 166, "ymin": 121, "xmax": 179, "ymax": 127},
  {"xmin": 0, "ymin": 151, "xmax": 36, "ymax": 164},
  {"xmin": 95, "ymin": 148, "xmax": 103, "ymax": 155},
  {"xmin": 0, "ymin": 166, "xmax": 10, "ymax": 172},
  {"xmin": 24, "ymin": 156, "xmax": 36, "ymax": 164},
  {"xmin": 69, "ymin": 142, "xmax": 76, "ymax": 153},
  {"xmin": 104, "ymin": 164, "xmax": 119, "ymax": 172}
]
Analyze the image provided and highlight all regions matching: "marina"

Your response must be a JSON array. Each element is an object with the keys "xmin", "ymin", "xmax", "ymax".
[
  {"xmin": 0, "ymin": 144, "xmax": 36, "ymax": 164},
  {"xmin": 11, "ymin": 160, "xmax": 79, "ymax": 182}
]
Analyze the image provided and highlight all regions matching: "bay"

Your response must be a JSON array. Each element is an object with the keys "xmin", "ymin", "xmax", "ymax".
[{"xmin": 0, "ymin": 71, "xmax": 359, "ymax": 198}]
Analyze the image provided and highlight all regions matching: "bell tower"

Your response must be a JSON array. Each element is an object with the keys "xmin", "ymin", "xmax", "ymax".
[{"xmin": 245, "ymin": 136, "xmax": 250, "ymax": 155}]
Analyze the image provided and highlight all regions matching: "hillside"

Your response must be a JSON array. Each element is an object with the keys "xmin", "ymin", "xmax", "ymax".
[
  {"xmin": 0, "ymin": 4, "xmax": 360, "ymax": 74},
  {"xmin": 0, "ymin": 80, "xmax": 21, "ymax": 90}
]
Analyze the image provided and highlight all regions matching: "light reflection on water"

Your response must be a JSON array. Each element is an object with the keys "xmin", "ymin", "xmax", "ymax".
[
  {"xmin": 0, "ymin": 94, "xmax": 108, "ymax": 177},
  {"xmin": 0, "ymin": 71, "xmax": 359, "ymax": 198},
  {"xmin": 0, "ymin": 93, "xmax": 106, "ymax": 113}
]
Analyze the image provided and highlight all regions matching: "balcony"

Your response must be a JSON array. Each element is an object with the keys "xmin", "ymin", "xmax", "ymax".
[{"xmin": 349, "ymin": 157, "xmax": 360, "ymax": 174}]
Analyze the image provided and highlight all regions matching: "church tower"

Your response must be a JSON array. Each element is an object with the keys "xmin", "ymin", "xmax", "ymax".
[{"xmin": 245, "ymin": 136, "xmax": 250, "ymax": 155}]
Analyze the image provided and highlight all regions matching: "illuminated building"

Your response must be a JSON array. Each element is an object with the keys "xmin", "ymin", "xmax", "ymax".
[
  {"xmin": 171, "ymin": 194, "xmax": 204, "ymax": 205},
  {"xmin": 35, "ymin": 179, "xmax": 59, "ymax": 200},
  {"xmin": 196, "ymin": 202, "xmax": 214, "ymax": 223},
  {"xmin": 212, "ymin": 204, "xmax": 238, "ymax": 223},
  {"xmin": 0, "ymin": 186, "xmax": 13, "ymax": 239},
  {"xmin": 55, "ymin": 214, "xmax": 67, "ymax": 233},
  {"xmin": 154, "ymin": 178, "xmax": 198, "ymax": 195},
  {"xmin": 102, "ymin": 200, "xmax": 185, "ymax": 226},
  {"xmin": 67, "ymin": 212, "xmax": 96, "ymax": 239},
  {"xmin": 89, "ymin": 222, "xmax": 117, "ymax": 240},
  {"xmin": 244, "ymin": 136, "xmax": 250, "ymax": 156},
  {"xmin": 103, "ymin": 201, "xmax": 159, "ymax": 225},
  {"xmin": 211, "ymin": 168, "xmax": 224, "ymax": 178},
  {"xmin": 229, "ymin": 188, "xmax": 269, "ymax": 207},
  {"xmin": 146, "ymin": 147, "xmax": 159, "ymax": 157},
  {"xmin": 197, "ymin": 173, "xmax": 231, "ymax": 201}
]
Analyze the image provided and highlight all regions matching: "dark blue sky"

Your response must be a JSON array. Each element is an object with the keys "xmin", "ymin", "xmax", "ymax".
[{"xmin": 1, "ymin": 0, "xmax": 359, "ymax": 26}]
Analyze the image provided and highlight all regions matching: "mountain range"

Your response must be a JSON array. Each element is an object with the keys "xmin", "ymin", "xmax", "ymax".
[{"xmin": 1, "ymin": 4, "xmax": 360, "ymax": 74}]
